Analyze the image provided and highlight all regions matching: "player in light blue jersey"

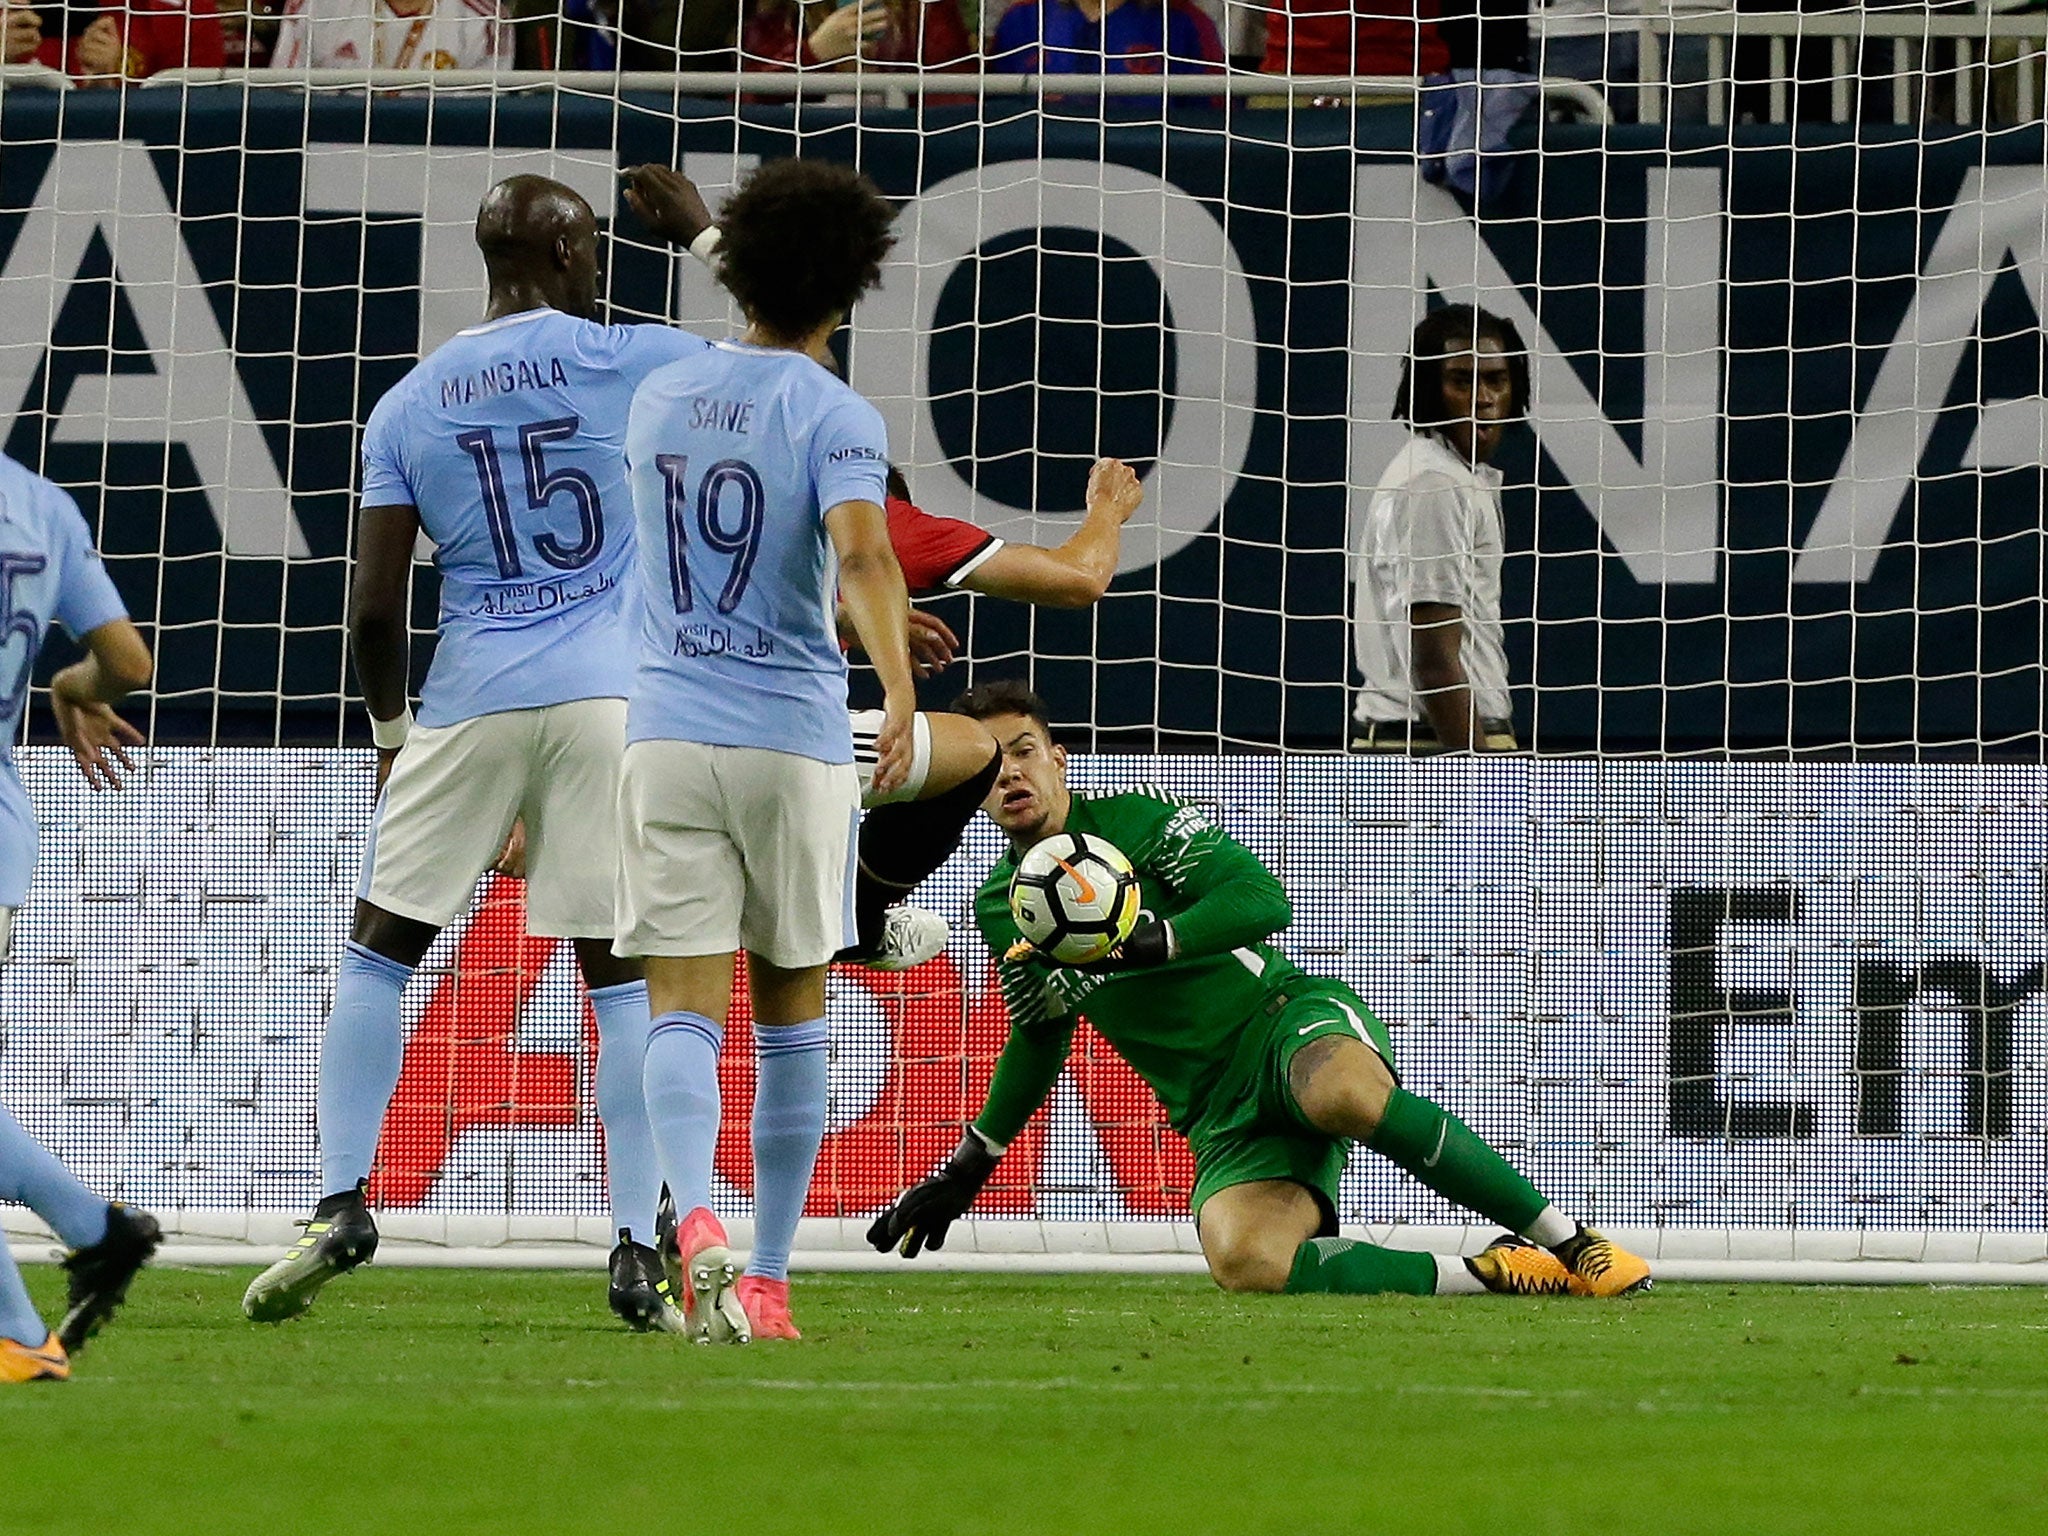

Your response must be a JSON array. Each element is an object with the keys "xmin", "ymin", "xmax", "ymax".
[
  {"xmin": 243, "ymin": 175, "xmax": 710, "ymax": 1334},
  {"xmin": 615, "ymin": 158, "xmax": 914, "ymax": 1344},
  {"xmin": 626, "ymin": 164, "xmax": 1007, "ymax": 982},
  {"xmin": 0, "ymin": 452, "xmax": 161, "ymax": 1383}
]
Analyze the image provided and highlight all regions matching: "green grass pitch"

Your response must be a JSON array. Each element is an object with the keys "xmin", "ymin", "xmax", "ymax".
[{"xmin": 6, "ymin": 1267, "xmax": 2046, "ymax": 1534}]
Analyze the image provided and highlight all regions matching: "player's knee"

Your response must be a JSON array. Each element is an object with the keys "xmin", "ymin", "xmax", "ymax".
[
  {"xmin": 573, "ymin": 938, "xmax": 641, "ymax": 992},
  {"xmin": 1205, "ymin": 1234, "xmax": 1293, "ymax": 1294},
  {"xmin": 349, "ymin": 902, "xmax": 437, "ymax": 970},
  {"xmin": 1348, "ymin": 1051, "xmax": 1397, "ymax": 1135},
  {"xmin": 921, "ymin": 714, "xmax": 1000, "ymax": 798},
  {"xmin": 1290, "ymin": 1038, "xmax": 1396, "ymax": 1140}
]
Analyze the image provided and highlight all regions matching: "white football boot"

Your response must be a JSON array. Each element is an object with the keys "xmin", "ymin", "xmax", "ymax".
[{"xmin": 861, "ymin": 906, "xmax": 950, "ymax": 972}]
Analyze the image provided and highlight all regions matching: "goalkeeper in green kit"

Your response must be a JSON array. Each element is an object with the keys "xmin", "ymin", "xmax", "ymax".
[{"xmin": 867, "ymin": 682, "xmax": 1652, "ymax": 1300}]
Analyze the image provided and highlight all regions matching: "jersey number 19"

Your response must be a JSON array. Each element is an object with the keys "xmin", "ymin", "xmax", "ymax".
[{"xmin": 654, "ymin": 455, "xmax": 764, "ymax": 616}]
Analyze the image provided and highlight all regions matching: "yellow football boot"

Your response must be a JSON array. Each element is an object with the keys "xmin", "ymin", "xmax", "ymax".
[
  {"xmin": 1559, "ymin": 1228, "xmax": 1653, "ymax": 1297},
  {"xmin": 1467, "ymin": 1235, "xmax": 1574, "ymax": 1297},
  {"xmin": 0, "ymin": 1332, "xmax": 71, "ymax": 1384}
]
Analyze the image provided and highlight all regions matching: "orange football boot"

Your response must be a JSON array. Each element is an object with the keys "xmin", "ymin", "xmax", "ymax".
[
  {"xmin": 1466, "ymin": 1235, "xmax": 1574, "ymax": 1297},
  {"xmin": 1559, "ymin": 1228, "xmax": 1653, "ymax": 1297},
  {"xmin": 0, "ymin": 1332, "xmax": 70, "ymax": 1384},
  {"xmin": 669, "ymin": 1205, "xmax": 750, "ymax": 1345}
]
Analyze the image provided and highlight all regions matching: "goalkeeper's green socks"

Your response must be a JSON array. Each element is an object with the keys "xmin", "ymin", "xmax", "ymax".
[
  {"xmin": 1284, "ymin": 1237, "xmax": 1437, "ymax": 1295},
  {"xmin": 1367, "ymin": 1088, "xmax": 1561, "ymax": 1240},
  {"xmin": 1283, "ymin": 1089, "xmax": 1596, "ymax": 1297}
]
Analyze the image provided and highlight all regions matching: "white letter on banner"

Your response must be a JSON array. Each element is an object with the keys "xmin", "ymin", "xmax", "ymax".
[
  {"xmin": 0, "ymin": 141, "xmax": 302, "ymax": 558},
  {"xmin": 1795, "ymin": 165, "xmax": 2048, "ymax": 585},
  {"xmin": 1348, "ymin": 166, "xmax": 1725, "ymax": 586},
  {"xmin": 850, "ymin": 159, "xmax": 1257, "ymax": 575},
  {"xmin": 664, "ymin": 152, "xmax": 759, "ymax": 338},
  {"xmin": 302, "ymin": 145, "xmax": 620, "ymax": 357}
]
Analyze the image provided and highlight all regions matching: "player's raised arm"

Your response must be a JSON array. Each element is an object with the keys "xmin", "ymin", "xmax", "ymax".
[
  {"xmin": 828, "ymin": 496, "xmax": 916, "ymax": 798},
  {"xmin": 619, "ymin": 164, "xmax": 717, "ymax": 260},
  {"xmin": 50, "ymin": 619, "xmax": 151, "ymax": 792},
  {"xmin": 347, "ymin": 500, "xmax": 421, "ymax": 786},
  {"xmin": 956, "ymin": 456, "xmax": 1142, "ymax": 608}
]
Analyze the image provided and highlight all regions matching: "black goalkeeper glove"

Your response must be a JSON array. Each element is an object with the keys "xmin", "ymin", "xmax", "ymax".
[
  {"xmin": 1092, "ymin": 918, "xmax": 1173, "ymax": 971},
  {"xmin": 865, "ymin": 1129, "xmax": 1003, "ymax": 1258},
  {"xmin": 1005, "ymin": 918, "xmax": 1175, "ymax": 975}
]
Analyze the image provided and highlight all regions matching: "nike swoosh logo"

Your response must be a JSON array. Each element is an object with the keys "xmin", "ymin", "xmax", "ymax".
[
  {"xmin": 1422, "ymin": 1120, "xmax": 1449, "ymax": 1169},
  {"xmin": 1052, "ymin": 856, "xmax": 1096, "ymax": 904}
]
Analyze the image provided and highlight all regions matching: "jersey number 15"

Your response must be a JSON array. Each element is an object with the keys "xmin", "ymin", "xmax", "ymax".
[{"xmin": 455, "ymin": 417, "xmax": 604, "ymax": 579}]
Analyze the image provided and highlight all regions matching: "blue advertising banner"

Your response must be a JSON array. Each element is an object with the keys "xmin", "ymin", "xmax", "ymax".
[{"xmin": 0, "ymin": 91, "xmax": 2041, "ymax": 751}]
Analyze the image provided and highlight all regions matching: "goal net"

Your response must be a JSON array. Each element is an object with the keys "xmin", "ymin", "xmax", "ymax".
[{"xmin": 1, "ymin": 13, "xmax": 2044, "ymax": 1281}]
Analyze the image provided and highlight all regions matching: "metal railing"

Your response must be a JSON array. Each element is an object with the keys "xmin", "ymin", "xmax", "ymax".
[
  {"xmin": 0, "ymin": 62, "xmax": 70, "ymax": 92},
  {"xmin": 1638, "ymin": 11, "xmax": 2048, "ymax": 126},
  {"xmin": 134, "ymin": 65, "xmax": 1612, "ymax": 122}
]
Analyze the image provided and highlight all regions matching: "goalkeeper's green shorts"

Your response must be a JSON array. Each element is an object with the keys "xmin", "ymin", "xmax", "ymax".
[{"xmin": 1185, "ymin": 975, "xmax": 1397, "ymax": 1230}]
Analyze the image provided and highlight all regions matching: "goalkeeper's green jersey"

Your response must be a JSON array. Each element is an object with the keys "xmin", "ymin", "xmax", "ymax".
[{"xmin": 971, "ymin": 788, "xmax": 1306, "ymax": 1138}]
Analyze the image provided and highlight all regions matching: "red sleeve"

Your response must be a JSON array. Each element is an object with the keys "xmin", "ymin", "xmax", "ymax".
[
  {"xmin": 107, "ymin": 0, "xmax": 226, "ymax": 75},
  {"xmin": 742, "ymin": 12, "xmax": 812, "ymax": 69},
  {"xmin": 920, "ymin": 0, "xmax": 974, "ymax": 68},
  {"xmin": 162, "ymin": 0, "xmax": 227, "ymax": 71},
  {"xmin": 887, "ymin": 496, "xmax": 998, "ymax": 596}
]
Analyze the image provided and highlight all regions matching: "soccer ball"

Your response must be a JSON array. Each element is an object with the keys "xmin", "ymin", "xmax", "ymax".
[{"xmin": 1007, "ymin": 831, "xmax": 1141, "ymax": 966}]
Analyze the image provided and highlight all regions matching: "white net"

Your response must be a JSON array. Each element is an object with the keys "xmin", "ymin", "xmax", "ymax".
[{"xmin": 1, "ymin": 10, "xmax": 2045, "ymax": 1275}]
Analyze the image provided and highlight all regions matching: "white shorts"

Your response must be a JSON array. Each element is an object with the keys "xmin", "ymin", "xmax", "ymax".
[
  {"xmin": 850, "ymin": 709, "xmax": 933, "ymax": 807},
  {"xmin": 612, "ymin": 739, "xmax": 860, "ymax": 968},
  {"xmin": 361, "ymin": 697, "xmax": 625, "ymax": 938}
]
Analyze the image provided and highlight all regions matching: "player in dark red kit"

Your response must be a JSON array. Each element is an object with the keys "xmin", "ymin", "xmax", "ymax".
[
  {"xmin": 842, "ymin": 456, "xmax": 1143, "ymax": 967},
  {"xmin": 882, "ymin": 460, "xmax": 1137, "ymax": 611}
]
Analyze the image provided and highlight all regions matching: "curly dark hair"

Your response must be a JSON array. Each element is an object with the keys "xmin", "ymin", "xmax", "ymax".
[
  {"xmin": 716, "ymin": 158, "xmax": 897, "ymax": 340},
  {"xmin": 1393, "ymin": 302, "xmax": 1531, "ymax": 426},
  {"xmin": 952, "ymin": 679, "xmax": 1054, "ymax": 738}
]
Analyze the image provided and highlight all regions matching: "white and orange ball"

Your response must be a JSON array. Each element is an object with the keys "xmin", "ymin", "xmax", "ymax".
[{"xmin": 1007, "ymin": 831, "xmax": 1141, "ymax": 966}]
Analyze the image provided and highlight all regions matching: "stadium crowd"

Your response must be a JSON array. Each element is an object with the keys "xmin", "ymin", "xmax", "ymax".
[
  {"xmin": 0, "ymin": 1, "xmax": 1601, "ymax": 106},
  {"xmin": 6, "ymin": 4, "xmax": 2028, "ymax": 131}
]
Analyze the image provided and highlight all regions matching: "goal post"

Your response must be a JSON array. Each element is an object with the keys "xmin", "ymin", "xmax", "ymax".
[{"xmin": 1, "ymin": 32, "xmax": 2045, "ymax": 1281}]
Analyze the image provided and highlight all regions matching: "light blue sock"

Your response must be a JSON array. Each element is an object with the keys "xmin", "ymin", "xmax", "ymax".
[
  {"xmin": 642, "ymin": 1012, "xmax": 724, "ymax": 1217},
  {"xmin": 588, "ymin": 980, "xmax": 658, "ymax": 1247},
  {"xmin": 0, "ymin": 1237, "xmax": 46, "ymax": 1346},
  {"xmin": 746, "ymin": 1018, "xmax": 829, "ymax": 1283},
  {"xmin": 0, "ymin": 1098, "xmax": 108, "ymax": 1248},
  {"xmin": 317, "ymin": 941, "xmax": 413, "ymax": 1195}
]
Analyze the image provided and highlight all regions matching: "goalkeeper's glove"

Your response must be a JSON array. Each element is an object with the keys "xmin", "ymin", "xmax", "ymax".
[
  {"xmin": 865, "ymin": 1128, "xmax": 1003, "ymax": 1258},
  {"xmin": 1003, "ymin": 918, "xmax": 1176, "ymax": 974}
]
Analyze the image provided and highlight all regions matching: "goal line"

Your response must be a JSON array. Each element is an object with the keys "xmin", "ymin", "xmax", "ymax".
[{"xmin": 11, "ymin": 1213, "xmax": 2047, "ymax": 1286}]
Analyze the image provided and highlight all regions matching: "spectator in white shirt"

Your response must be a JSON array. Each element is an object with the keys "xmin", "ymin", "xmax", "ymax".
[
  {"xmin": 273, "ymin": 0, "xmax": 512, "ymax": 69},
  {"xmin": 1350, "ymin": 303, "xmax": 1529, "ymax": 756}
]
